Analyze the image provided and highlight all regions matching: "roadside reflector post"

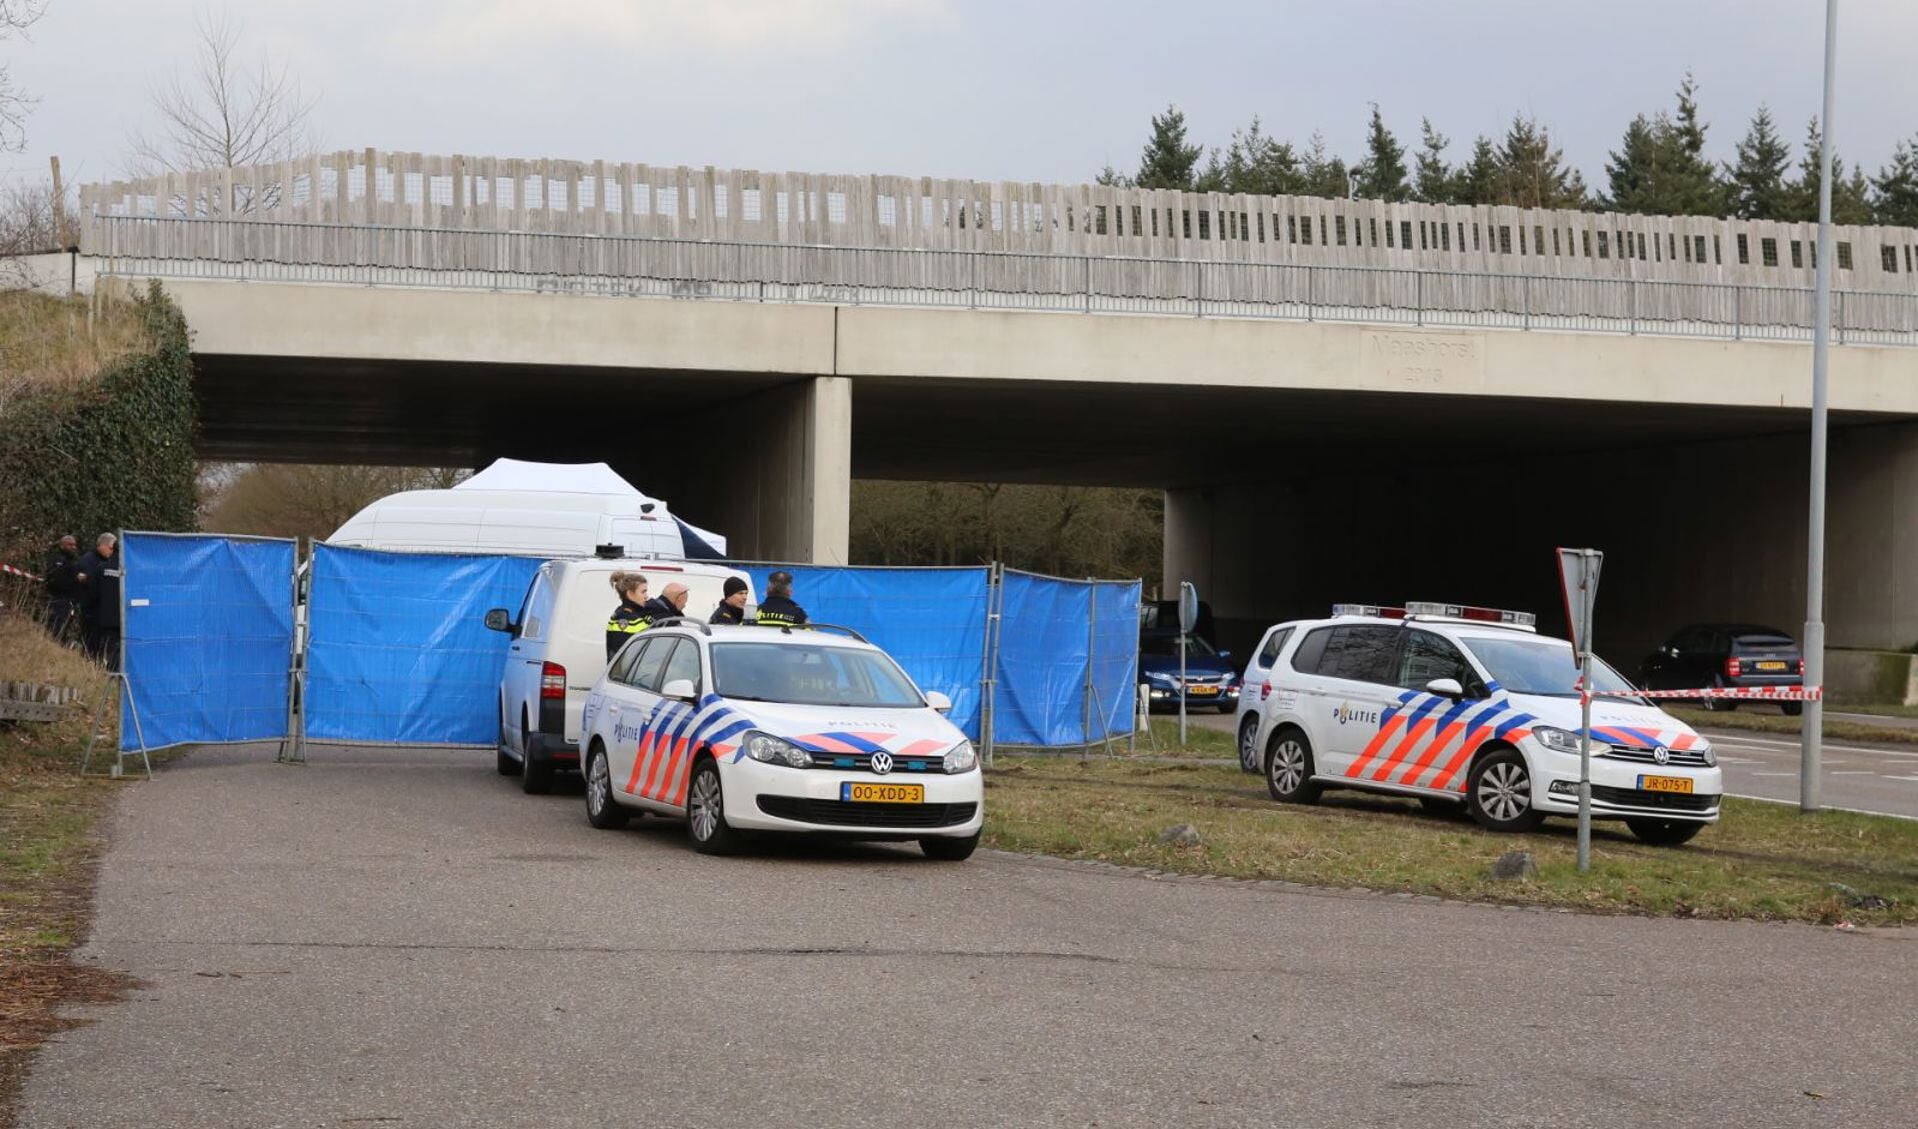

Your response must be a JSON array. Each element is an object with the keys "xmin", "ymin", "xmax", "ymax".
[{"xmin": 1557, "ymin": 548, "xmax": 1604, "ymax": 874}]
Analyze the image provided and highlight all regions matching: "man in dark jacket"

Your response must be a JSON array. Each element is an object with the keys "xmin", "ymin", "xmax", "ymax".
[
  {"xmin": 43, "ymin": 535, "xmax": 81, "ymax": 643},
  {"xmin": 755, "ymin": 570, "xmax": 809, "ymax": 627},
  {"xmin": 642, "ymin": 582, "xmax": 689, "ymax": 626},
  {"xmin": 710, "ymin": 576, "xmax": 749, "ymax": 625},
  {"xmin": 75, "ymin": 533, "xmax": 122, "ymax": 669}
]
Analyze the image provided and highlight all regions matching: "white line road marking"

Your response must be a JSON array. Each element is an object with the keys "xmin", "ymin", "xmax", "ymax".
[
  {"xmin": 1886, "ymin": 776, "xmax": 1918, "ymax": 784},
  {"xmin": 1832, "ymin": 770, "xmax": 1878, "ymax": 775},
  {"xmin": 1752, "ymin": 772, "xmax": 1797, "ymax": 777},
  {"xmin": 1716, "ymin": 756, "xmax": 1761, "ymax": 764},
  {"xmin": 1729, "ymin": 793, "xmax": 1918, "ymax": 821},
  {"xmin": 1710, "ymin": 735, "xmax": 1918, "ymax": 759}
]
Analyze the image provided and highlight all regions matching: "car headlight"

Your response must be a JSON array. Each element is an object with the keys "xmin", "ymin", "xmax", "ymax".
[
  {"xmin": 1145, "ymin": 671, "xmax": 1177, "ymax": 685},
  {"xmin": 1533, "ymin": 725, "xmax": 1584, "ymax": 755},
  {"xmin": 943, "ymin": 740, "xmax": 978, "ymax": 774},
  {"xmin": 1695, "ymin": 739, "xmax": 1716, "ymax": 767},
  {"xmin": 744, "ymin": 731, "xmax": 812, "ymax": 768}
]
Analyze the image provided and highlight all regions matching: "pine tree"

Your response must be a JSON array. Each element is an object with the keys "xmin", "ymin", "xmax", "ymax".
[
  {"xmin": 1412, "ymin": 118, "xmax": 1456, "ymax": 204},
  {"xmin": 1299, "ymin": 131, "xmax": 1350, "ymax": 198},
  {"xmin": 1212, "ymin": 117, "xmax": 1302, "ymax": 196},
  {"xmin": 1095, "ymin": 165, "xmax": 1133, "ymax": 188},
  {"xmin": 1351, "ymin": 104, "xmax": 1411, "ymax": 202},
  {"xmin": 1495, "ymin": 115, "xmax": 1587, "ymax": 209},
  {"xmin": 1604, "ymin": 114, "xmax": 1665, "ymax": 214},
  {"xmin": 1873, "ymin": 138, "xmax": 1918, "ymax": 226},
  {"xmin": 1727, "ymin": 106, "xmax": 1793, "ymax": 219},
  {"xmin": 1132, "ymin": 104, "xmax": 1204, "ymax": 191},
  {"xmin": 1664, "ymin": 74, "xmax": 1728, "ymax": 215},
  {"xmin": 1789, "ymin": 117, "xmax": 1873, "ymax": 225},
  {"xmin": 1455, "ymin": 136, "xmax": 1501, "ymax": 205}
]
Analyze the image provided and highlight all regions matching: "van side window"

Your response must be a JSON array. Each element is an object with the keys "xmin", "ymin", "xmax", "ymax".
[
  {"xmin": 521, "ymin": 573, "xmax": 556, "ymax": 641},
  {"xmin": 1291, "ymin": 626, "xmax": 1333, "ymax": 674},
  {"xmin": 1396, "ymin": 629, "xmax": 1480, "ymax": 694},
  {"xmin": 1256, "ymin": 627, "xmax": 1294, "ymax": 668},
  {"xmin": 1320, "ymin": 625, "xmax": 1399, "ymax": 685},
  {"xmin": 628, "ymin": 638, "xmax": 675, "ymax": 692},
  {"xmin": 607, "ymin": 636, "xmax": 647, "ymax": 683}
]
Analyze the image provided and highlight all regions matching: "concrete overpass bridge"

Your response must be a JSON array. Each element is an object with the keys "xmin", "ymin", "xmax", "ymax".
[{"xmin": 46, "ymin": 150, "xmax": 1918, "ymax": 659}]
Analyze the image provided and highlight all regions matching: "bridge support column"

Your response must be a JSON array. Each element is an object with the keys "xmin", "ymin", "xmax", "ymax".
[{"xmin": 698, "ymin": 376, "xmax": 851, "ymax": 565}]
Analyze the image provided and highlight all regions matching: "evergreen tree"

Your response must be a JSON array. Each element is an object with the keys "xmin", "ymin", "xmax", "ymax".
[
  {"xmin": 1873, "ymin": 138, "xmax": 1918, "ymax": 227},
  {"xmin": 1095, "ymin": 165, "xmax": 1133, "ymax": 188},
  {"xmin": 1211, "ymin": 117, "xmax": 1302, "ymax": 196},
  {"xmin": 1789, "ymin": 117, "xmax": 1873, "ymax": 224},
  {"xmin": 1727, "ymin": 105, "xmax": 1793, "ymax": 219},
  {"xmin": 1132, "ymin": 104, "xmax": 1203, "ymax": 190},
  {"xmin": 1663, "ymin": 74, "xmax": 1728, "ymax": 215},
  {"xmin": 1299, "ymin": 131, "xmax": 1350, "ymax": 198},
  {"xmin": 1495, "ymin": 115, "xmax": 1587, "ymax": 209},
  {"xmin": 1603, "ymin": 114, "xmax": 1666, "ymax": 214},
  {"xmin": 1412, "ymin": 118, "xmax": 1456, "ymax": 204},
  {"xmin": 1351, "ymin": 104, "xmax": 1411, "ymax": 202},
  {"xmin": 1455, "ymin": 136, "xmax": 1501, "ymax": 205}
]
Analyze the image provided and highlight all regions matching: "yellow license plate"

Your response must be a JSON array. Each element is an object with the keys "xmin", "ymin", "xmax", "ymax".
[
  {"xmin": 1756, "ymin": 661, "xmax": 1788, "ymax": 671},
  {"xmin": 1188, "ymin": 685, "xmax": 1220, "ymax": 696},
  {"xmin": 1638, "ymin": 774, "xmax": 1694, "ymax": 794},
  {"xmin": 843, "ymin": 782, "xmax": 924, "ymax": 803}
]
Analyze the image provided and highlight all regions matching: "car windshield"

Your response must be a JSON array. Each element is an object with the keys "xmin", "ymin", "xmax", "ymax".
[
  {"xmin": 1457, "ymin": 635, "xmax": 1643, "ymax": 700},
  {"xmin": 1141, "ymin": 634, "xmax": 1218, "ymax": 658},
  {"xmin": 711, "ymin": 642, "xmax": 925, "ymax": 708}
]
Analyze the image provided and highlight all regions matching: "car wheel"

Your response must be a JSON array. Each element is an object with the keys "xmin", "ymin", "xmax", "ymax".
[
  {"xmin": 686, "ymin": 758, "xmax": 744, "ymax": 855},
  {"xmin": 1264, "ymin": 727, "xmax": 1322, "ymax": 804},
  {"xmin": 1700, "ymin": 678, "xmax": 1735, "ymax": 712},
  {"xmin": 496, "ymin": 707, "xmax": 521, "ymax": 777},
  {"xmin": 520, "ymin": 728, "xmax": 555, "ymax": 796},
  {"xmin": 584, "ymin": 744, "xmax": 631, "ymax": 830},
  {"xmin": 1781, "ymin": 701, "xmax": 1803, "ymax": 717},
  {"xmin": 1236, "ymin": 715, "xmax": 1261, "ymax": 774},
  {"xmin": 921, "ymin": 833, "xmax": 979, "ymax": 861},
  {"xmin": 1626, "ymin": 817, "xmax": 1704, "ymax": 847},
  {"xmin": 1466, "ymin": 748, "xmax": 1544, "ymax": 832}
]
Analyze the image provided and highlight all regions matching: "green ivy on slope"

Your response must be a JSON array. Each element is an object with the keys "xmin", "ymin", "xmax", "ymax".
[{"xmin": 0, "ymin": 282, "xmax": 199, "ymax": 559}]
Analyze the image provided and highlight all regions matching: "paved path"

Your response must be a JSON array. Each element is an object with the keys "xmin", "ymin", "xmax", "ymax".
[{"xmin": 22, "ymin": 747, "xmax": 1917, "ymax": 1128}]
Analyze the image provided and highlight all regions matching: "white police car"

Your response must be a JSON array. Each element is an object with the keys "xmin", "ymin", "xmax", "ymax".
[
  {"xmin": 578, "ymin": 621, "xmax": 983, "ymax": 858},
  {"xmin": 1243, "ymin": 603, "xmax": 1722, "ymax": 845}
]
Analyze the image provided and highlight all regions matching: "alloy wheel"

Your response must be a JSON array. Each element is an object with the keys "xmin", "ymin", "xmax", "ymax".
[
  {"xmin": 588, "ymin": 754, "xmax": 611, "ymax": 816},
  {"xmin": 1270, "ymin": 738, "xmax": 1306, "ymax": 795},
  {"xmin": 1476, "ymin": 760, "xmax": 1531, "ymax": 823},
  {"xmin": 689, "ymin": 769, "xmax": 721, "ymax": 842}
]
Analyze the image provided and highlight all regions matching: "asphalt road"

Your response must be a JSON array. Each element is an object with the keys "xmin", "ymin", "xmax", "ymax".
[
  {"xmin": 22, "ymin": 746, "xmax": 1917, "ymax": 1129},
  {"xmin": 1186, "ymin": 709, "xmax": 1918, "ymax": 819}
]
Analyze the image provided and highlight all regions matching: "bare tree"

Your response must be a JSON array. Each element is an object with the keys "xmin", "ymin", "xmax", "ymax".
[
  {"xmin": 0, "ymin": 178, "xmax": 73, "ymax": 253},
  {"xmin": 126, "ymin": 11, "xmax": 317, "ymax": 210},
  {"xmin": 0, "ymin": 1, "xmax": 46, "ymax": 153}
]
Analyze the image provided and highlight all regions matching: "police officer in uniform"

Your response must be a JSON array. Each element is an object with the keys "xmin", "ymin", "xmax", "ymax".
[
  {"xmin": 710, "ymin": 576, "xmax": 749, "ymax": 625},
  {"xmin": 754, "ymin": 570, "xmax": 809, "ymax": 627},
  {"xmin": 605, "ymin": 571, "xmax": 654, "ymax": 659}
]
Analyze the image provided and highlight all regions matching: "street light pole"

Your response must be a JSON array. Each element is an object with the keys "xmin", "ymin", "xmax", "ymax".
[{"xmin": 1802, "ymin": 0, "xmax": 1838, "ymax": 813}]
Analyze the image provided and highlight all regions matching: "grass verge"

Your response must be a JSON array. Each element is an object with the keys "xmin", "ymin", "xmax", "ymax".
[
  {"xmin": 0, "ymin": 614, "xmax": 132, "ymax": 1125},
  {"xmin": 1665, "ymin": 705, "xmax": 1918, "ymax": 746},
  {"xmin": 982, "ymin": 757, "xmax": 1918, "ymax": 926}
]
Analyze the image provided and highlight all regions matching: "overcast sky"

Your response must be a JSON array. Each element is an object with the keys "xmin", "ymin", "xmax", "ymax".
[{"xmin": 4, "ymin": 0, "xmax": 1916, "ymax": 194}]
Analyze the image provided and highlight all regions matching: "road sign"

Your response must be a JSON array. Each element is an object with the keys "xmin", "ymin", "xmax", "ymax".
[
  {"xmin": 1178, "ymin": 582, "xmax": 1198, "ymax": 635},
  {"xmin": 1555, "ymin": 548, "xmax": 1602, "ymax": 656}
]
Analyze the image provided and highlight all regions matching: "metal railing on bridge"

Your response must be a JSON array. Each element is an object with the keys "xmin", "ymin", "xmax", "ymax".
[{"xmin": 92, "ymin": 215, "xmax": 1918, "ymax": 347}]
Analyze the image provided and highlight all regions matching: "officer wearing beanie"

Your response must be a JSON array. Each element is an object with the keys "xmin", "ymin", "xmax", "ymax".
[{"xmin": 710, "ymin": 576, "xmax": 749, "ymax": 625}]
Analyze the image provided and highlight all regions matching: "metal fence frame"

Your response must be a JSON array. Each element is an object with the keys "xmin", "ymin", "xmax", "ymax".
[{"xmin": 90, "ymin": 215, "xmax": 1918, "ymax": 347}]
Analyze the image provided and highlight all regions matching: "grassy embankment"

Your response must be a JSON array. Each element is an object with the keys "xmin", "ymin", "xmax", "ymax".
[{"xmin": 982, "ymin": 756, "xmax": 1918, "ymax": 926}]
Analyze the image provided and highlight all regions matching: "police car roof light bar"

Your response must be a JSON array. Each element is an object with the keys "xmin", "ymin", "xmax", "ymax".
[
  {"xmin": 1331, "ymin": 603, "xmax": 1407, "ymax": 619},
  {"xmin": 1405, "ymin": 601, "xmax": 1537, "ymax": 627}
]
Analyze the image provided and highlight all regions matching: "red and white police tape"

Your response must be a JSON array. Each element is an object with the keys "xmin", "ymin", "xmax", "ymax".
[
  {"xmin": 1590, "ymin": 685, "xmax": 1823, "ymax": 702},
  {"xmin": 0, "ymin": 562, "xmax": 42, "ymax": 582}
]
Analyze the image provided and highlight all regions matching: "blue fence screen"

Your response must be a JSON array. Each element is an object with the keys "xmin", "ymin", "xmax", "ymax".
[
  {"xmin": 991, "ymin": 572, "xmax": 1142, "ymax": 747},
  {"xmin": 304, "ymin": 546, "xmax": 542, "ymax": 745},
  {"xmin": 122, "ymin": 533, "xmax": 295, "ymax": 752},
  {"xmin": 736, "ymin": 565, "xmax": 990, "ymax": 739}
]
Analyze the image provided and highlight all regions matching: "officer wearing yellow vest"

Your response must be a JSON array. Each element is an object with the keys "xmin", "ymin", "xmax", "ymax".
[
  {"xmin": 754, "ymin": 570, "xmax": 809, "ymax": 627},
  {"xmin": 605, "ymin": 572, "xmax": 654, "ymax": 659}
]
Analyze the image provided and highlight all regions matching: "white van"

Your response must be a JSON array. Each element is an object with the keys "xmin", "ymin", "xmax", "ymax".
[
  {"xmin": 484, "ymin": 557, "xmax": 754, "ymax": 793},
  {"xmin": 328, "ymin": 459, "xmax": 728, "ymax": 560}
]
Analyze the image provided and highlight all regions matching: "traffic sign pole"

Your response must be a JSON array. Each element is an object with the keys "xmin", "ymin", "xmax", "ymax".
[{"xmin": 1576, "ymin": 559, "xmax": 1596, "ymax": 874}]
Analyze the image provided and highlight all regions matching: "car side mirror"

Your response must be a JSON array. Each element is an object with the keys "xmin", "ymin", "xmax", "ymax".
[
  {"xmin": 1425, "ymin": 677, "xmax": 1465, "ymax": 699},
  {"xmin": 925, "ymin": 690, "xmax": 953, "ymax": 714},
  {"xmin": 483, "ymin": 608, "xmax": 515, "ymax": 634},
  {"xmin": 661, "ymin": 678, "xmax": 697, "ymax": 702}
]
